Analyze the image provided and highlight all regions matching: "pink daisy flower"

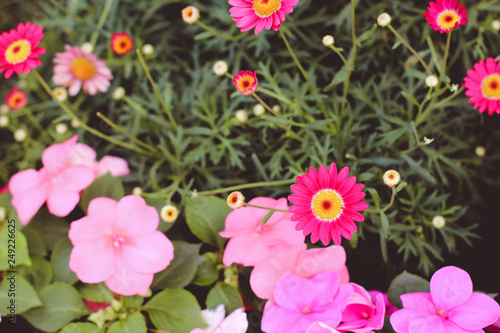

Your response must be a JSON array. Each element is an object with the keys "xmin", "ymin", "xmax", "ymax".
[
  {"xmin": 229, "ymin": 0, "xmax": 299, "ymax": 35},
  {"xmin": 5, "ymin": 87, "xmax": 27, "ymax": 110},
  {"xmin": 463, "ymin": 57, "xmax": 500, "ymax": 115},
  {"xmin": 0, "ymin": 22, "xmax": 46, "ymax": 79},
  {"xmin": 233, "ymin": 70, "xmax": 258, "ymax": 95},
  {"xmin": 423, "ymin": 0, "xmax": 468, "ymax": 34},
  {"xmin": 288, "ymin": 163, "xmax": 368, "ymax": 246},
  {"xmin": 52, "ymin": 45, "xmax": 113, "ymax": 96},
  {"xmin": 110, "ymin": 32, "xmax": 134, "ymax": 55}
]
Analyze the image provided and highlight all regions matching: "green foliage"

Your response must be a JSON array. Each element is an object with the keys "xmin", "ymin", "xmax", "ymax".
[
  {"xmin": 107, "ymin": 312, "xmax": 147, "ymax": 333},
  {"xmin": 387, "ymin": 271, "xmax": 431, "ymax": 309},
  {"xmin": 51, "ymin": 237, "xmax": 79, "ymax": 285},
  {"xmin": 80, "ymin": 173, "xmax": 125, "ymax": 213},
  {"xmin": 0, "ymin": 275, "xmax": 42, "ymax": 314},
  {"xmin": 59, "ymin": 323, "xmax": 104, "ymax": 333},
  {"xmin": 206, "ymin": 282, "xmax": 244, "ymax": 315}
]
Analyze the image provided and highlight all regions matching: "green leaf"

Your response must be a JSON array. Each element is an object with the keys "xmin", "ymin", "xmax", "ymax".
[
  {"xmin": 323, "ymin": 65, "xmax": 350, "ymax": 91},
  {"xmin": 24, "ymin": 209, "xmax": 69, "ymax": 250},
  {"xmin": 184, "ymin": 196, "xmax": 231, "ymax": 248},
  {"xmin": 401, "ymin": 91, "xmax": 420, "ymax": 107},
  {"xmin": 0, "ymin": 222, "xmax": 31, "ymax": 270},
  {"xmin": 22, "ymin": 228, "xmax": 47, "ymax": 256},
  {"xmin": 395, "ymin": 181, "xmax": 408, "ymax": 194},
  {"xmin": 152, "ymin": 241, "xmax": 200, "ymax": 289},
  {"xmin": 380, "ymin": 212, "xmax": 390, "ymax": 238},
  {"xmin": 121, "ymin": 295, "xmax": 144, "ymax": 309},
  {"xmin": 0, "ymin": 275, "xmax": 42, "ymax": 314},
  {"xmin": 401, "ymin": 155, "xmax": 437, "ymax": 185},
  {"xmin": 107, "ymin": 312, "xmax": 147, "ymax": 333},
  {"xmin": 18, "ymin": 256, "xmax": 53, "ymax": 291},
  {"xmin": 356, "ymin": 23, "xmax": 377, "ymax": 46},
  {"xmin": 22, "ymin": 282, "xmax": 90, "ymax": 332},
  {"xmin": 192, "ymin": 252, "xmax": 219, "ymax": 286},
  {"xmin": 80, "ymin": 173, "xmax": 125, "ymax": 213},
  {"xmin": 206, "ymin": 282, "xmax": 244, "ymax": 315},
  {"xmin": 51, "ymin": 237, "xmax": 78, "ymax": 285},
  {"xmin": 59, "ymin": 322, "xmax": 104, "ymax": 333},
  {"xmin": 365, "ymin": 188, "xmax": 380, "ymax": 209},
  {"xmin": 143, "ymin": 289, "xmax": 206, "ymax": 333},
  {"xmin": 77, "ymin": 282, "xmax": 114, "ymax": 303},
  {"xmin": 387, "ymin": 271, "xmax": 430, "ymax": 308},
  {"xmin": 0, "ymin": 191, "xmax": 19, "ymax": 222}
]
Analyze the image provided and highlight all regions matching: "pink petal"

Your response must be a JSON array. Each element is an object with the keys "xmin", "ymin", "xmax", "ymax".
[
  {"xmin": 70, "ymin": 143, "xmax": 97, "ymax": 169},
  {"xmin": 69, "ymin": 238, "xmax": 115, "ymax": 283},
  {"xmin": 97, "ymin": 156, "xmax": 130, "ymax": 177},
  {"xmin": 217, "ymin": 308, "xmax": 248, "ymax": 332},
  {"xmin": 105, "ymin": 257, "xmax": 154, "ymax": 296},
  {"xmin": 430, "ymin": 266, "xmax": 472, "ymax": 310},
  {"xmin": 122, "ymin": 232, "xmax": 174, "ymax": 273},
  {"xmin": 41, "ymin": 135, "xmax": 78, "ymax": 175},
  {"xmin": 408, "ymin": 315, "xmax": 449, "ymax": 333},
  {"xmin": 115, "ymin": 195, "xmax": 159, "ymax": 236},
  {"xmin": 294, "ymin": 246, "xmax": 347, "ymax": 281},
  {"xmin": 448, "ymin": 292, "xmax": 500, "ymax": 329},
  {"xmin": 9, "ymin": 169, "xmax": 49, "ymax": 225},
  {"xmin": 222, "ymin": 233, "xmax": 273, "ymax": 266}
]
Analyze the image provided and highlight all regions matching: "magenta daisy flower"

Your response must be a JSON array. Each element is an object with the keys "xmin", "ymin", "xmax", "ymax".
[
  {"xmin": 0, "ymin": 22, "xmax": 46, "ymax": 79},
  {"xmin": 233, "ymin": 70, "xmax": 258, "ymax": 95},
  {"xmin": 52, "ymin": 45, "xmax": 113, "ymax": 96},
  {"xmin": 229, "ymin": 0, "xmax": 299, "ymax": 35},
  {"xmin": 423, "ymin": 0, "xmax": 468, "ymax": 34},
  {"xmin": 463, "ymin": 57, "xmax": 500, "ymax": 115},
  {"xmin": 288, "ymin": 163, "xmax": 368, "ymax": 246}
]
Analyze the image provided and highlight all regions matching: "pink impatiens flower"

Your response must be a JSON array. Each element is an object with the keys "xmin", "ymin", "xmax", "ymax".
[
  {"xmin": 68, "ymin": 195, "xmax": 174, "ymax": 296},
  {"xmin": 69, "ymin": 143, "xmax": 130, "ymax": 178},
  {"xmin": 190, "ymin": 304, "xmax": 248, "ymax": 333},
  {"xmin": 219, "ymin": 197, "xmax": 305, "ymax": 266},
  {"xmin": 261, "ymin": 270, "xmax": 353, "ymax": 333},
  {"xmin": 390, "ymin": 266, "xmax": 500, "ymax": 332},
  {"xmin": 9, "ymin": 135, "xmax": 95, "ymax": 225},
  {"xmin": 305, "ymin": 322, "xmax": 341, "ymax": 333}
]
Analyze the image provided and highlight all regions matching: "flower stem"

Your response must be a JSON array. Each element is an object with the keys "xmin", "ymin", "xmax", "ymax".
[
  {"xmin": 329, "ymin": 46, "xmax": 348, "ymax": 66},
  {"xmin": 256, "ymin": 87, "xmax": 293, "ymax": 105},
  {"xmin": 196, "ymin": 21, "xmax": 247, "ymax": 41},
  {"xmin": 365, "ymin": 187, "xmax": 396, "ymax": 214},
  {"xmin": 387, "ymin": 24, "xmax": 432, "ymax": 75},
  {"xmin": 195, "ymin": 178, "xmax": 296, "ymax": 196},
  {"xmin": 24, "ymin": 107, "xmax": 52, "ymax": 144},
  {"xmin": 252, "ymin": 92, "xmax": 305, "ymax": 127},
  {"xmin": 440, "ymin": 31, "xmax": 452, "ymax": 76},
  {"xmin": 279, "ymin": 28, "xmax": 309, "ymax": 81},
  {"xmin": 33, "ymin": 69, "xmax": 156, "ymax": 157},
  {"xmin": 90, "ymin": 0, "xmax": 114, "ymax": 47},
  {"xmin": 47, "ymin": 0, "xmax": 109, "ymax": 36},
  {"xmin": 243, "ymin": 203, "xmax": 289, "ymax": 213},
  {"xmin": 136, "ymin": 49, "xmax": 178, "ymax": 132},
  {"xmin": 340, "ymin": 0, "xmax": 358, "ymax": 117}
]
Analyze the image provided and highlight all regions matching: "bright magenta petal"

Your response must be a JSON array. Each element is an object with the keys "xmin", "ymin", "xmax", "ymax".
[
  {"xmin": 431, "ymin": 266, "xmax": 472, "ymax": 310},
  {"xmin": 448, "ymin": 292, "xmax": 500, "ymax": 330}
]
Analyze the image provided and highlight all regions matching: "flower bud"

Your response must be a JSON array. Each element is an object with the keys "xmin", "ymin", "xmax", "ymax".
[
  {"xmin": 383, "ymin": 170, "xmax": 401, "ymax": 187},
  {"xmin": 272, "ymin": 105, "xmax": 281, "ymax": 113},
  {"xmin": 0, "ymin": 115, "xmax": 9, "ymax": 127},
  {"xmin": 377, "ymin": 13, "xmax": 392, "ymax": 27},
  {"xmin": 432, "ymin": 215, "xmax": 445, "ymax": 229},
  {"xmin": 142, "ymin": 44, "xmax": 155, "ymax": 55},
  {"xmin": 322, "ymin": 35, "xmax": 334, "ymax": 47},
  {"xmin": 0, "ymin": 207, "xmax": 6, "ymax": 221},
  {"xmin": 492, "ymin": 20, "xmax": 500, "ymax": 31},
  {"xmin": 81, "ymin": 42, "xmax": 94, "ymax": 54},
  {"xmin": 425, "ymin": 75, "xmax": 439, "ymax": 88},
  {"xmin": 0, "ymin": 104, "xmax": 9, "ymax": 114},
  {"xmin": 71, "ymin": 118, "xmax": 81, "ymax": 128},
  {"xmin": 17, "ymin": 79, "xmax": 27, "ymax": 89},
  {"xmin": 227, "ymin": 191, "xmax": 245, "ymax": 209},
  {"xmin": 160, "ymin": 205, "xmax": 179, "ymax": 223},
  {"xmin": 14, "ymin": 129, "xmax": 27, "ymax": 142},
  {"xmin": 112, "ymin": 87, "xmax": 126, "ymax": 100},
  {"xmin": 132, "ymin": 187, "xmax": 143, "ymax": 196},
  {"xmin": 182, "ymin": 6, "xmax": 200, "ymax": 24},
  {"xmin": 213, "ymin": 60, "xmax": 228, "ymax": 76},
  {"xmin": 53, "ymin": 87, "xmax": 68, "ymax": 102},
  {"xmin": 55, "ymin": 123, "xmax": 68, "ymax": 135},
  {"xmin": 253, "ymin": 104, "xmax": 265, "ymax": 116},
  {"xmin": 235, "ymin": 110, "xmax": 248, "ymax": 122},
  {"xmin": 475, "ymin": 146, "xmax": 485, "ymax": 157}
]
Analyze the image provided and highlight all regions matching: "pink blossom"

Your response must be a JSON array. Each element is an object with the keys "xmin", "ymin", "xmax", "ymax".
[
  {"xmin": 390, "ymin": 266, "xmax": 500, "ymax": 332},
  {"xmin": 261, "ymin": 270, "xmax": 353, "ymax": 333},
  {"xmin": 9, "ymin": 135, "xmax": 95, "ymax": 225},
  {"xmin": 305, "ymin": 322, "xmax": 341, "ymax": 333},
  {"xmin": 368, "ymin": 290, "xmax": 398, "ymax": 316},
  {"xmin": 336, "ymin": 283, "xmax": 385, "ymax": 332},
  {"xmin": 190, "ymin": 305, "xmax": 248, "ymax": 333},
  {"xmin": 250, "ymin": 244, "xmax": 349, "ymax": 299},
  {"xmin": 68, "ymin": 195, "xmax": 174, "ymax": 296},
  {"xmin": 487, "ymin": 317, "xmax": 500, "ymax": 333},
  {"xmin": 219, "ymin": 197, "xmax": 305, "ymax": 266},
  {"xmin": 69, "ymin": 143, "xmax": 130, "ymax": 177}
]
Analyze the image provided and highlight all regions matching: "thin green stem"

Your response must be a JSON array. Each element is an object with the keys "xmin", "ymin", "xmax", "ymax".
[
  {"xmin": 339, "ymin": 0, "xmax": 358, "ymax": 117},
  {"xmin": 196, "ymin": 21, "xmax": 247, "ymax": 41},
  {"xmin": 136, "ymin": 50, "xmax": 178, "ymax": 131},
  {"xmin": 257, "ymin": 87, "xmax": 293, "ymax": 105},
  {"xmin": 329, "ymin": 46, "xmax": 348, "ymax": 66},
  {"xmin": 195, "ymin": 178, "xmax": 296, "ymax": 196},
  {"xmin": 252, "ymin": 92, "xmax": 304, "ymax": 127},
  {"xmin": 33, "ymin": 69, "xmax": 156, "ymax": 157},
  {"xmin": 24, "ymin": 107, "xmax": 52, "ymax": 144},
  {"xmin": 440, "ymin": 31, "xmax": 452, "ymax": 77},
  {"xmin": 47, "ymin": 0, "xmax": 109, "ymax": 36},
  {"xmin": 279, "ymin": 28, "xmax": 309, "ymax": 81},
  {"xmin": 387, "ymin": 24, "xmax": 432, "ymax": 75},
  {"xmin": 90, "ymin": 0, "xmax": 114, "ymax": 47},
  {"xmin": 243, "ymin": 203, "xmax": 289, "ymax": 213},
  {"xmin": 365, "ymin": 187, "xmax": 396, "ymax": 214}
]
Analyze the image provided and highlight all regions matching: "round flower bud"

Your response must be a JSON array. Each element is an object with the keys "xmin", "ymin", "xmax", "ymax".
[
  {"xmin": 492, "ymin": 20, "xmax": 500, "ymax": 31},
  {"xmin": 383, "ymin": 170, "xmax": 401, "ymax": 187},
  {"xmin": 132, "ymin": 187, "xmax": 143, "ymax": 196},
  {"xmin": 213, "ymin": 60, "xmax": 228, "ymax": 76},
  {"xmin": 55, "ymin": 123, "xmax": 68, "ymax": 135},
  {"xmin": 112, "ymin": 87, "xmax": 126, "ymax": 100},
  {"xmin": 142, "ymin": 44, "xmax": 154, "ymax": 55},
  {"xmin": 81, "ymin": 42, "xmax": 94, "ymax": 54},
  {"xmin": 0, "ymin": 104, "xmax": 9, "ymax": 114},
  {"xmin": 71, "ymin": 118, "xmax": 81, "ymax": 128},
  {"xmin": 377, "ymin": 13, "xmax": 392, "ymax": 27},
  {"xmin": 182, "ymin": 6, "xmax": 200, "ymax": 24},
  {"xmin": 272, "ymin": 105, "xmax": 281, "ymax": 113},
  {"xmin": 0, "ymin": 115, "xmax": 9, "ymax": 127},
  {"xmin": 227, "ymin": 191, "xmax": 245, "ymax": 209},
  {"xmin": 416, "ymin": 225, "xmax": 424, "ymax": 233},
  {"xmin": 425, "ymin": 75, "xmax": 439, "ymax": 88},
  {"xmin": 432, "ymin": 215, "xmax": 446, "ymax": 229},
  {"xmin": 0, "ymin": 207, "xmax": 6, "ymax": 221},
  {"xmin": 235, "ymin": 110, "xmax": 248, "ymax": 123},
  {"xmin": 160, "ymin": 205, "xmax": 179, "ymax": 223},
  {"xmin": 253, "ymin": 104, "xmax": 265, "ymax": 116},
  {"xmin": 475, "ymin": 146, "xmax": 486, "ymax": 157},
  {"xmin": 17, "ymin": 79, "xmax": 27, "ymax": 89},
  {"xmin": 52, "ymin": 87, "xmax": 68, "ymax": 102},
  {"xmin": 14, "ymin": 129, "xmax": 27, "ymax": 142},
  {"xmin": 322, "ymin": 35, "xmax": 334, "ymax": 47}
]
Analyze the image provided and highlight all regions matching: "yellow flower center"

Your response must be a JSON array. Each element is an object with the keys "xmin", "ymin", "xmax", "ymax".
[
  {"xmin": 229, "ymin": 193, "xmax": 239, "ymax": 204},
  {"xmin": 388, "ymin": 172, "xmax": 395, "ymax": 179},
  {"xmin": 71, "ymin": 57, "xmax": 96, "ymax": 80},
  {"xmin": 114, "ymin": 36, "xmax": 132, "ymax": 53},
  {"xmin": 5, "ymin": 39, "xmax": 31, "ymax": 64},
  {"xmin": 311, "ymin": 189, "xmax": 344, "ymax": 222},
  {"xmin": 481, "ymin": 74, "xmax": 500, "ymax": 100},
  {"xmin": 253, "ymin": 0, "xmax": 282, "ymax": 18},
  {"xmin": 185, "ymin": 8, "xmax": 193, "ymax": 17},
  {"xmin": 237, "ymin": 75, "xmax": 255, "ymax": 91},
  {"xmin": 437, "ymin": 10, "xmax": 459, "ymax": 30},
  {"xmin": 8, "ymin": 92, "xmax": 25, "ymax": 107}
]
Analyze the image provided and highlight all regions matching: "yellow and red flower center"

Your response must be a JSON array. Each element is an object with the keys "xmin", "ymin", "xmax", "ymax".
[
  {"xmin": 311, "ymin": 189, "xmax": 344, "ymax": 222},
  {"xmin": 253, "ymin": 0, "xmax": 282, "ymax": 18},
  {"xmin": 166, "ymin": 209, "xmax": 174, "ymax": 217},
  {"xmin": 437, "ymin": 10, "xmax": 459, "ymax": 30},
  {"xmin": 7, "ymin": 92, "xmax": 26, "ymax": 109},
  {"xmin": 5, "ymin": 39, "xmax": 32, "ymax": 64},
  {"xmin": 388, "ymin": 173, "xmax": 395, "ymax": 179},
  {"xmin": 112, "ymin": 36, "xmax": 133, "ymax": 55},
  {"xmin": 302, "ymin": 306, "xmax": 311, "ymax": 314},
  {"xmin": 71, "ymin": 57, "xmax": 96, "ymax": 80},
  {"xmin": 481, "ymin": 74, "xmax": 500, "ymax": 100},
  {"xmin": 229, "ymin": 193, "xmax": 239, "ymax": 204},
  {"xmin": 237, "ymin": 76, "xmax": 255, "ymax": 92},
  {"xmin": 185, "ymin": 8, "xmax": 193, "ymax": 17}
]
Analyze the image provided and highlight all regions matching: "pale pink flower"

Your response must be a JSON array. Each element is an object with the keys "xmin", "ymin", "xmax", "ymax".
[
  {"xmin": 69, "ymin": 143, "xmax": 130, "ymax": 178},
  {"xmin": 336, "ymin": 283, "xmax": 385, "ymax": 332},
  {"xmin": 9, "ymin": 135, "xmax": 95, "ymax": 225},
  {"xmin": 261, "ymin": 270, "xmax": 353, "ymax": 333},
  {"xmin": 305, "ymin": 322, "xmax": 341, "ymax": 333},
  {"xmin": 52, "ymin": 45, "xmax": 113, "ymax": 96},
  {"xmin": 68, "ymin": 195, "xmax": 174, "ymax": 296},
  {"xmin": 219, "ymin": 197, "xmax": 305, "ymax": 266},
  {"xmin": 250, "ymin": 244, "xmax": 349, "ymax": 299},
  {"xmin": 390, "ymin": 266, "xmax": 500, "ymax": 332},
  {"xmin": 190, "ymin": 304, "xmax": 248, "ymax": 333}
]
